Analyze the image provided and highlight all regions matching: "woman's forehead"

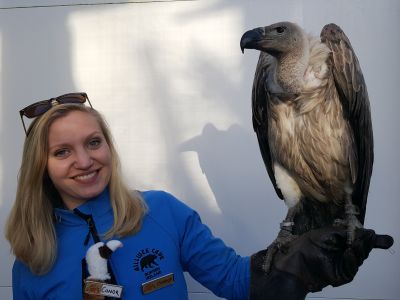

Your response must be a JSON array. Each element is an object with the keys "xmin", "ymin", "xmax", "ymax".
[{"xmin": 48, "ymin": 111, "xmax": 103, "ymax": 145}]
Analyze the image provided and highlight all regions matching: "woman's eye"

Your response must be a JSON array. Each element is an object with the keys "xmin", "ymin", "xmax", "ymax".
[
  {"xmin": 54, "ymin": 149, "xmax": 70, "ymax": 157},
  {"xmin": 88, "ymin": 138, "xmax": 102, "ymax": 148}
]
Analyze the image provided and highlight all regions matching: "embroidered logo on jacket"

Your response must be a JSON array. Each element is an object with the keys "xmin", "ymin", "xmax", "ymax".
[{"xmin": 133, "ymin": 248, "xmax": 165, "ymax": 280}]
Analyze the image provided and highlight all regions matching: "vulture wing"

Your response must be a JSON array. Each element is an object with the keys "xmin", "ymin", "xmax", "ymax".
[
  {"xmin": 321, "ymin": 23, "xmax": 373, "ymax": 224},
  {"xmin": 252, "ymin": 52, "xmax": 284, "ymax": 200}
]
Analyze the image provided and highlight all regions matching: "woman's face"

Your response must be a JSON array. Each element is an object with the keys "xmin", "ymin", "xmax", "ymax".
[{"xmin": 47, "ymin": 110, "xmax": 112, "ymax": 210}]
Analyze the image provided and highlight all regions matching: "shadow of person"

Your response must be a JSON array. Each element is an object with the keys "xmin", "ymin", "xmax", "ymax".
[{"xmin": 180, "ymin": 123, "xmax": 286, "ymax": 253}]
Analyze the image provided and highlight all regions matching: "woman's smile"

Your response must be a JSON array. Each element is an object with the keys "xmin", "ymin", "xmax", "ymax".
[{"xmin": 73, "ymin": 170, "xmax": 99, "ymax": 182}]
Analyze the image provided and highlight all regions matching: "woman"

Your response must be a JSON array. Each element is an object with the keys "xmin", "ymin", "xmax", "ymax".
[{"xmin": 6, "ymin": 92, "xmax": 390, "ymax": 300}]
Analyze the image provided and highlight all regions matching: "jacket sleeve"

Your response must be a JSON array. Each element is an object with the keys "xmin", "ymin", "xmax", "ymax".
[{"xmin": 164, "ymin": 192, "xmax": 250, "ymax": 300}]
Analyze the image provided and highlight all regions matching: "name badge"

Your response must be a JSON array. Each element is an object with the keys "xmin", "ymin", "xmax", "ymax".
[
  {"xmin": 84, "ymin": 280, "xmax": 123, "ymax": 298},
  {"xmin": 141, "ymin": 273, "xmax": 175, "ymax": 294}
]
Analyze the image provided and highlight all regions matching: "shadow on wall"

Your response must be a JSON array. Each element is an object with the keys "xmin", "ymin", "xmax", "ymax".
[
  {"xmin": 140, "ymin": 36, "xmax": 284, "ymax": 250},
  {"xmin": 180, "ymin": 123, "xmax": 285, "ymax": 250},
  {"xmin": 168, "ymin": 0, "xmax": 302, "ymax": 250}
]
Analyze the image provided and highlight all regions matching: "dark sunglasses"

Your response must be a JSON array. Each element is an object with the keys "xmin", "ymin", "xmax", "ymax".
[{"xmin": 19, "ymin": 92, "xmax": 92, "ymax": 135}]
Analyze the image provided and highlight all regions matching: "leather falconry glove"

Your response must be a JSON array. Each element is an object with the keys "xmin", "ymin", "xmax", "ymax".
[{"xmin": 250, "ymin": 227, "xmax": 394, "ymax": 300}]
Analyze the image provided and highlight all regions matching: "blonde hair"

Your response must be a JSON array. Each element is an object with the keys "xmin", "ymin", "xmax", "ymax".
[{"xmin": 5, "ymin": 104, "xmax": 147, "ymax": 275}]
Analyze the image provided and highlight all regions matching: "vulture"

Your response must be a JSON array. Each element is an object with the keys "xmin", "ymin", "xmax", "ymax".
[{"xmin": 240, "ymin": 22, "xmax": 373, "ymax": 271}]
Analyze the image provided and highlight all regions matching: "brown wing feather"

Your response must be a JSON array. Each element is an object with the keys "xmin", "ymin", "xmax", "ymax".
[
  {"xmin": 252, "ymin": 52, "xmax": 284, "ymax": 200},
  {"xmin": 321, "ymin": 23, "xmax": 373, "ymax": 224}
]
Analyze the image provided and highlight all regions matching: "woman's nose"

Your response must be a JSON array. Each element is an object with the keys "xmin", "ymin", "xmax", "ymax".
[{"xmin": 74, "ymin": 149, "xmax": 93, "ymax": 169}]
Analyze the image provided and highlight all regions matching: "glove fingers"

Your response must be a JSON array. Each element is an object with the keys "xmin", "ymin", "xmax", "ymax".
[
  {"xmin": 373, "ymin": 234, "xmax": 394, "ymax": 249},
  {"xmin": 333, "ymin": 228, "xmax": 376, "ymax": 286},
  {"xmin": 352, "ymin": 229, "xmax": 376, "ymax": 261}
]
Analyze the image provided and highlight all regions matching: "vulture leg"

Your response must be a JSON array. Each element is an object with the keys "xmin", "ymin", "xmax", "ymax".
[
  {"xmin": 333, "ymin": 192, "xmax": 363, "ymax": 245},
  {"xmin": 262, "ymin": 206, "xmax": 298, "ymax": 273},
  {"xmin": 344, "ymin": 194, "xmax": 363, "ymax": 244}
]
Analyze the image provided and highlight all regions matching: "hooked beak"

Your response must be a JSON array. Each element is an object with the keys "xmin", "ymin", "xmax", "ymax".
[{"xmin": 240, "ymin": 27, "xmax": 265, "ymax": 53}]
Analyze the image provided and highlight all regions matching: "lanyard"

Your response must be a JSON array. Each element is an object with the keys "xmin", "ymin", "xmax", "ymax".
[{"xmin": 73, "ymin": 208, "xmax": 119, "ymax": 299}]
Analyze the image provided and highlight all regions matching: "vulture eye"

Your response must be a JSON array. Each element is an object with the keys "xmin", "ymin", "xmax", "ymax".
[{"xmin": 276, "ymin": 26, "xmax": 285, "ymax": 34}]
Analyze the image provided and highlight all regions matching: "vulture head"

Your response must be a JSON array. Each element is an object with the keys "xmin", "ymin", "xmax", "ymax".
[
  {"xmin": 240, "ymin": 21, "xmax": 307, "ymax": 57},
  {"xmin": 240, "ymin": 21, "xmax": 310, "ymax": 93}
]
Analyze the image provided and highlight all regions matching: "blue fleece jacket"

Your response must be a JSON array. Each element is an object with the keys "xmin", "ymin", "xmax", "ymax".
[{"xmin": 12, "ymin": 189, "xmax": 250, "ymax": 299}]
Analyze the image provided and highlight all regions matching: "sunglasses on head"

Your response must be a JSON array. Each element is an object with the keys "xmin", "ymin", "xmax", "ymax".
[{"xmin": 19, "ymin": 92, "xmax": 92, "ymax": 135}]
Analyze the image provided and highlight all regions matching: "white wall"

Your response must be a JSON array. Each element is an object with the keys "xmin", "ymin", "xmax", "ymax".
[{"xmin": 0, "ymin": 0, "xmax": 399, "ymax": 299}]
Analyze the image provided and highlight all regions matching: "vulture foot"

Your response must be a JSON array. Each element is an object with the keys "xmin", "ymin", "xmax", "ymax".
[
  {"xmin": 334, "ymin": 203, "xmax": 362, "ymax": 245},
  {"xmin": 262, "ymin": 221, "xmax": 296, "ymax": 273}
]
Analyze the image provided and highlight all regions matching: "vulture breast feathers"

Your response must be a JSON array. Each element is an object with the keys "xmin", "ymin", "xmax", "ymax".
[{"xmin": 240, "ymin": 22, "xmax": 373, "ymax": 231}]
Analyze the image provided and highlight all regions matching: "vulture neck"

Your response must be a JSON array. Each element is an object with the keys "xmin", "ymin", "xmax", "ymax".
[{"xmin": 276, "ymin": 41, "xmax": 310, "ymax": 94}]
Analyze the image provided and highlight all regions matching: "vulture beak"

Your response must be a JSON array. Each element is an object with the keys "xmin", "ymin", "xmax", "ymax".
[{"xmin": 240, "ymin": 27, "xmax": 265, "ymax": 53}]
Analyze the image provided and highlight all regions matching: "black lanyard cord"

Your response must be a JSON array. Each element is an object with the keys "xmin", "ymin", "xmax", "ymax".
[
  {"xmin": 73, "ymin": 208, "xmax": 101, "ymax": 244},
  {"xmin": 73, "ymin": 208, "xmax": 119, "ymax": 299}
]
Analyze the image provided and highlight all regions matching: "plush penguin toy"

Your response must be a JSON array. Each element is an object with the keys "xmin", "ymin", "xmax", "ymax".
[
  {"xmin": 86, "ymin": 240, "xmax": 123, "ymax": 280},
  {"xmin": 84, "ymin": 240, "xmax": 123, "ymax": 299}
]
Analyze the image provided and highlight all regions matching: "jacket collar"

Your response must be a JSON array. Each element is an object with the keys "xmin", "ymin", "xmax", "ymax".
[{"xmin": 53, "ymin": 187, "xmax": 112, "ymax": 225}]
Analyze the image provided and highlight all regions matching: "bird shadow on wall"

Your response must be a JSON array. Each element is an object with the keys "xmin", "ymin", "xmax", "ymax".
[
  {"xmin": 180, "ymin": 123, "xmax": 285, "ymax": 251},
  {"xmin": 140, "ymin": 44, "xmax": 282, "ymax": 251}
]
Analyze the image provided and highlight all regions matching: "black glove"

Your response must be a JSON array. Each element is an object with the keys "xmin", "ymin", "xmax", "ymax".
[
  {"xmin": 250, "ymin": 227, "xmax": 393, "ymax": 300},
  {"xmin": 251, "ymin": 247, "xmax": 308, "ymax": 300}
]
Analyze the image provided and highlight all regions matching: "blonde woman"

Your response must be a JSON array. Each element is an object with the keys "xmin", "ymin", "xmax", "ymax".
[{"xmin": 6, "ymin": 93, "xmax": 391, "ymax": 300}]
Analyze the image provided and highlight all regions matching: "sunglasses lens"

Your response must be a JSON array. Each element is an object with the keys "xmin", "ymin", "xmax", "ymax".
[
  {"xmin": 24, "ymin": 102, "xmax": 51, "ymax": 118},
  {"xmin": 58, "ymin": 94, "xmax": 86, "ymax": 105}
]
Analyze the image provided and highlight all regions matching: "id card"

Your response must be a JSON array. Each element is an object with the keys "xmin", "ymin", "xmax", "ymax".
[{"xmin": 84, "ymin": 279, "xmax": 123, "ymax": 299}]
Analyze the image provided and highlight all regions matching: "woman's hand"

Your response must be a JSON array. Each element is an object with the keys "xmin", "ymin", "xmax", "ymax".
[{"xmin": 250, "ymin": 227, "xmax": 393, "ymax": 299}]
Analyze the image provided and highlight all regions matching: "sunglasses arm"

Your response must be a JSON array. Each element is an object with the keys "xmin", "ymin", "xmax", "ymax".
[{"xmin": 19, "ymin": 111, "xmax": 28, "ymax": 136}]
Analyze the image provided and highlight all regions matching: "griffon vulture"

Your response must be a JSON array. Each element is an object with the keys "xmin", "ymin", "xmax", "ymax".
[{"xmin": 240, "ymin": 22, "xmax": 373, "ymax": 271}]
